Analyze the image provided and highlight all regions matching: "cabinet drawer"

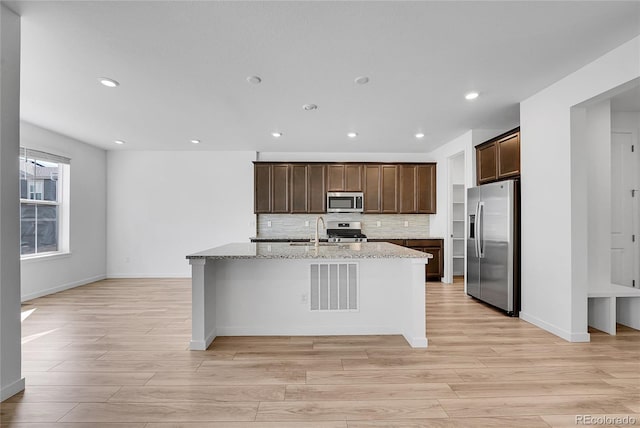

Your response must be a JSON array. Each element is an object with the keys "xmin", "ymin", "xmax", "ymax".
[{"xmin": 406, "ymin": 239, "xmax": 441, "ymax": 247}]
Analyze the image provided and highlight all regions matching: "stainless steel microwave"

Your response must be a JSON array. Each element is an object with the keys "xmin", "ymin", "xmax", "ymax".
[{"xmin": 326, "ymin": 192, "xmax": 364, "ymax": 213}]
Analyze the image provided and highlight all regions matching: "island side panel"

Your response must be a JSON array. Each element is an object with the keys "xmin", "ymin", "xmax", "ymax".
[
  {"xmin": 405, "ymin": 258, "xmax": 428, "ymax": 347},
  {"xmin": 210, "ymin": 257, "xmax": 428, "ymax": 347},
  {"xmin": 189, "ymin": 258, "xmax": 217, "ymax": 350}
]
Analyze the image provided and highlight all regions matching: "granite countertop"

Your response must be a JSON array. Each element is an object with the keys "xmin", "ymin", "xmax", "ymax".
[
  {"xmin": 366, "ymin": 237, "xmax": 445, "ymax": 241},
  {"xmin": 250, "ymin": 237, "xmax": 324, "ymax": 242},
  {"xmin": 250, "ymin": 236, "xmax": 444, "ymax": 242},
  {"xmin": 187, "ymin": 242, "xmax": 433, "ymax": 260}
]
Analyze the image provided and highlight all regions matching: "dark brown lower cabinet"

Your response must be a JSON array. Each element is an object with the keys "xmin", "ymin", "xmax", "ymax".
[
  {"xmin": 369, "ymin": 238, "xmax": 443, "ymax": 281},
  {"xmin": 406, "ymin": 239, "xmax": 443, "ymax": 281}
]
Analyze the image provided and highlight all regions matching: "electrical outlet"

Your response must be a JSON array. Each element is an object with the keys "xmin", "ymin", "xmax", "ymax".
[
  {"xmin": 267, "ymin": 221, "xmax": 272, "ymax": 227},
  {"xmin": 305, "ymin": 220, "xmax": 309, "ymax": 227},
  {"xmin": 301, "ymin": 293, "xmax": 308, "ymax": 304},
  {"xmin": 376, "ymin": 221, "xmax": 381, "ymax": 227},
  {"xmin": 404, "ymin": 221, "xmax": 409, "ymax": 227}
]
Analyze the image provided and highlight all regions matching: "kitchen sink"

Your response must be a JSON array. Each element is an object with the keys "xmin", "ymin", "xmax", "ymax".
[{"xmin": 289, "ymin": 242, "xmax": 339, "ymax": 247}]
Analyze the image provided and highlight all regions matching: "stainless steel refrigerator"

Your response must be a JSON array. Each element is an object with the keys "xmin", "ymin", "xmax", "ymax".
[{"xmin": 466, "ymin": 179, "xmax": 520, "ymax": 315}]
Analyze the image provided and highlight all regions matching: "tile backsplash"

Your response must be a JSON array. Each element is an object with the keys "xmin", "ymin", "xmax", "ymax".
[{"xmin": 257, "ymin": 213, "xmax": 431, "ymax": 239}]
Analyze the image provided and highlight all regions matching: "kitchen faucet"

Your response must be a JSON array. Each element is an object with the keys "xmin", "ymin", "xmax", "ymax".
[{"xmin": 315, "ymin": 216, "xmax": 325, "ymax": 247}]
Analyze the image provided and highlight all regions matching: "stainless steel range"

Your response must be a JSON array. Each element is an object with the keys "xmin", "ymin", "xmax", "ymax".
[{"xmin": 326, "ymin": 221, "xmax": 368, "ymax": 243}]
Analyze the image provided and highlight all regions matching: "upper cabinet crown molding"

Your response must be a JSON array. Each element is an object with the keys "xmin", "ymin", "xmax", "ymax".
[{"xmin": 476, "ymin": 127, "xmax": 520, "ymax": 186}]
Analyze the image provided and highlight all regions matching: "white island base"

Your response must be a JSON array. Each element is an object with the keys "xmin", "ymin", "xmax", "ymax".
[{"xmin": 188, "ymin": 243, "xmax": 429, "ymax": 350}]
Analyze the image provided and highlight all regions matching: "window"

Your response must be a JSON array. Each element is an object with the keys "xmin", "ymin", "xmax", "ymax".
[{"xmin": 19, "ymin": 148, "xmax": 70, "ymax": 257}]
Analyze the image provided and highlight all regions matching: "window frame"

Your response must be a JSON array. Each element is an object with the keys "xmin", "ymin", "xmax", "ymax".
[{"xmin": 19, "ymin": 148, "xmax": 70, "ymax": 260}]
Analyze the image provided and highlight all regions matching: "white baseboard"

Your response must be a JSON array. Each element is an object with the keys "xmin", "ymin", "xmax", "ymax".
[
  {"xmin": 21, "ymin": 274, "xmax": 106, "ymax": 302},
  {"xmin": 190, "ymin": 329, "xmax": 217, "ymax": 351},
  {"xmin": 215, "ymin": 326, "xmax": 402, "ymax": 336},
  {"xmin": 1, "ymin": 377, "xmax": 25, "ymax": 402},
  {"xmin": 404, "ymin": 334, "xmax": 428, "ymax": 348},
  {"xmin": 520, "ymin": 311, "xmax": 590, "ymax": 342},
  {"xmin": 107, "ymin": 273, "xmax": 190, "ymax": 279}
]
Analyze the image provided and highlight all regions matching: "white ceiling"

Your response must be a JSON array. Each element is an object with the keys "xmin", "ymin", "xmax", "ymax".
[{"xmin": 7, "ymin": 1, "xmax": 640, "ymax": 153}]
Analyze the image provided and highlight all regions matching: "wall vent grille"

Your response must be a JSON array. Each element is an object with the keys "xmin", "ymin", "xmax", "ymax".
[{"xmin": 310, "ymin": 263, "xmax": 358, "ymax": 311}]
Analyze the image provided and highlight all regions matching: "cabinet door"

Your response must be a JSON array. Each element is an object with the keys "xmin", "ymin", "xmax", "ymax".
[
  {"xmin": 254, "ymin": 163, "xmax": 272, "ymax": 213},
  {"xmin": 344, "ymin": 164, "xmax": 363, "ymax": 191},
  {"xmin": 417, "ymin": 164, "xmax": 436, "ymax": 213},
  {"xmin": 497, "ymin": 132, "xmax": 520, "ymax": 179},
  {"xmin": 381, "ymin": 165, "xmax": 398, "ymax": 213},
  {"xmin": 407, "ymin": 239, "xmax": 443, "ymax": 280},
  {"xmin": 327, "ymin": 165, "xmax": 345, "ymax": 191},
  {"xmin": 307, "ymin": 164, "xmax": 326, "ymax": 213},
  {"xmin": 425, "ymin": 246, "xmax": 443, "ymax": 280},
  {"xmin": 290, "ymin": 164, "xmax": 308, "ymax": 213},
  {"xmin": 327, "ymin": 164, "xmax": 362, "ymax": 191},
  {"xmin": 271, "ymin": 164, "xmax": 290, "ymax": 213},
  {"xmin": 477, "ymin": 142, "xmax": 497, "ymax": 185},
  {"xmin": 363, "ymin": 165, "xmax": 381, "ymax": 213},
  {"xmin": 399, "ymin": 165, "xmax": 417, "ymax": 213}
]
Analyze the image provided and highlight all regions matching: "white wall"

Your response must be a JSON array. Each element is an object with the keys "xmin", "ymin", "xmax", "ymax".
[
  {"xmin": 424, "ymin": 131, "xmax": 474, "ymax": 283},
  {"xmin": 20, "ymin": 122, "xmax": 107, "ymax": 301},
  {"xmin": 585, "ymin": 101, "xmax": 612, "ymax": 291},
  {"xmin": 612, "ymin": 111, "xmax": 640, "ymax": 130},
  {"xmin": 520, "ymin": 36, "xmax": 640, "ymax": 341},
  {"xmin": 0, "ymin": 3, "xmax": 25, "ymax": 401},
  {"xmin": 107, "ymin": 151, "xmax": 256, "ymax": 277},
  {"xmin": 424, "ymin": 132, "xmax": 473, "ymax": 239}
]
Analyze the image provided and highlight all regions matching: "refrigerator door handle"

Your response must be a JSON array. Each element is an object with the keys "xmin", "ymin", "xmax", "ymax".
[
  {"xmin": 478, "ymin": 202, "xmax": 485, "ymax": 258},
  {"xmin": 474, "ymin": 201, "xmax": 480, "ymax": 258}
]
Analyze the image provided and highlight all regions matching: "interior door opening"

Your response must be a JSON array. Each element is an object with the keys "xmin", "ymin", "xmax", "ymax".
[
  {"xmin": 611, "ymin": 129, "xmax": 639, "ymax": 288},
  {"xmin": 448, "ymin": 152, "xmax": 465, "ymax": 283}
]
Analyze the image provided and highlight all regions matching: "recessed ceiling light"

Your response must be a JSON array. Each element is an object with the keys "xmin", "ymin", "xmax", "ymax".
[
  {"xmin": 355, "ymin": 76, "xmax": 370, "ymax": 85},
  {"xmin": 465, "ymin": 91, "xmax": 479, "ymax": 100},
  {"xmin": 191, "ymin": 139, "xmax": 200, "ymax": 144},
  {"xmin": 302, "ymin": 104, "xmax": 318, "ymax": 111},
  {"xmin": 415, "ymin": 132, "xmax": 425, "ymax": 139},
  {"xmin": 271, "ymin": 132, "xmax": 283, "ymax": 138},
  {"xmin": 247, "ymin": 75, "xmax": 262, "ymax": 84},
  {"xmin": 114, "ymin": 140, "xmax": 125, "ymax": 145},
  {"xmin": 347, "ymin": 132, "xmax": 358, "ymax": 138},
  {"xmin": 99, "ymin": 77, "xmax": 120, "ymax": 88}
]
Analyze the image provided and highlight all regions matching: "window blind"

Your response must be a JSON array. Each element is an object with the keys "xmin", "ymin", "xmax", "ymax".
[{"xmin": 20, "ymin": 148, "xmax": 71, "ymax": 165}]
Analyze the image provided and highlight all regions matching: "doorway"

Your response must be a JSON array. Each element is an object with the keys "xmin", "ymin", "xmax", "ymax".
[
  {"xmin": 448, "ymin": 152, "xmax": 465, "ymax": 282},
  {"xmin": 611, "ymin": 129, "xmax": 639, "ymax": 288}
]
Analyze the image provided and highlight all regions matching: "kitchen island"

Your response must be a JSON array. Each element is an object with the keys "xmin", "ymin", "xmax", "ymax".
[{"xmin": 186, "ymin": 242, "xmax": 431, "ymax": 350}]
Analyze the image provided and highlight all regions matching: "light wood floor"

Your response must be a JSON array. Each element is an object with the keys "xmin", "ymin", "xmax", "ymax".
[{"xmin": 2, "ymin": 278, "xmax": 639, "ymax": 427}]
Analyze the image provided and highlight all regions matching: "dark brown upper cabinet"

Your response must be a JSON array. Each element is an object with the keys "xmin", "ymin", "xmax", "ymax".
[
  {"xmin": 256, "ymin": 163, "xmax": 326, "ymax": 214},
  {"xmin": 291, "ymin": 164, "xmax": 326, "ymax": 213},
  {"xmin": 476, "ymin": 127, "xmax": 520, "ymax": 185},
  {"xmin": 363, "ymin": 164, "xmax": 398, "ymax": 213},
  {"xmin": 327, "ymin": 164, "xmax": 363, "ymax": 191},
  {"xmin": 399, "ymin": 164, "xmax": 436, "ymax": 214},
  {"xmin": 307, "ymin": 164, "xmax": 326, "ymax": 213},
  {"xmin": 363, "ymin": 165, "xmax": 381, "ymax": 212},
  {"xmin": 271, "ymin": 164, "xmax": 290, "ymax": 213},
  {"xmin": 290, "ymin": 164, "xmax": 308, "ymax": 213},
  {"xmin": 381, "ymin": 165, "xmax": 398, "ymax": 213},
  {"xmin": 497, "ymin": 131, "xmax": 520, "ymax": 180},
  {"xmin": 253, "ymin": 163, "xmax": 290, "ymax": 213},
  {"xmin": 255, "ymin": 162, "xmax": 436, "ymax": 214},
  {"xmin": 254, "ymin": 163, "xmax": 272, "ymax": 213}
]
